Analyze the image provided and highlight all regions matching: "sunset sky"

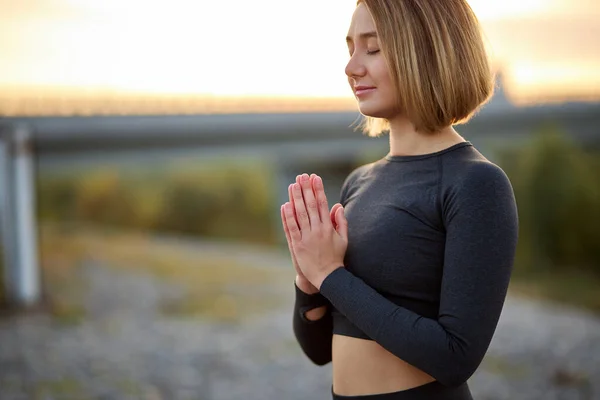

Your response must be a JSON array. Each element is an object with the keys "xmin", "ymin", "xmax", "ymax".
[{"xmin": 0, "ymin": 0, "xmax": 599, "ymax": 103}]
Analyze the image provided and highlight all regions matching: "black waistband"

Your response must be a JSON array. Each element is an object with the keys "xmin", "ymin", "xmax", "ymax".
[{"xmin": 331, "ymin": 380, "xmax": 473, "ymax": 400}]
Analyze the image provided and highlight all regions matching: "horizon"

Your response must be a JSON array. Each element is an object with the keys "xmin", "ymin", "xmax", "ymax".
[{"xmin": 1, "ymin": 0, "xmax": 599, "ymax": 115}]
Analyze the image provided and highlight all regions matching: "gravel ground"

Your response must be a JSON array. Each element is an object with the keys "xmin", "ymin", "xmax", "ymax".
[{"xmin": 1, "ymin": 250, "xmax": 599, "ymax": 400}]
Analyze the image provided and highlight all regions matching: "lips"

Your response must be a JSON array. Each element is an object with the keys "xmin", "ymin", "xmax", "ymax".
[{"xmin": 354, "ymin": 86, "xmax": 376, "ymax": 97}]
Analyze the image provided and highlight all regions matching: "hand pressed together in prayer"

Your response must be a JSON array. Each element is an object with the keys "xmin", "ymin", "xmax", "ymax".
[{"xmin": 280, "ymin": 173, "xmax": 348, "ymax": 291}]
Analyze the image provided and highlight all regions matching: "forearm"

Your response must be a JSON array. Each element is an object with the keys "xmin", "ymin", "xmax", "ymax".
[
  {"xmin": 292, "ymin": 282, "xmax": 333, "ymax": 366},
  {"xmin": 319, "ymin": 268, "xmax": 500, "ymax": 386}
]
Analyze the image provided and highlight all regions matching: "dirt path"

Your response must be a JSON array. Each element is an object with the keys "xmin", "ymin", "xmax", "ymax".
[{"xmin": 0, "ymin": 238, "xmax": 598, "ymax": 400}]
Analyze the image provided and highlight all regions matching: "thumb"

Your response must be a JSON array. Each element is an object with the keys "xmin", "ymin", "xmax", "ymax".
[
  {"xmin": 330, "ymin": 203, "xmax": 342, "ymax": 228},
  {"xmin": 335, "ymin": 206, "xmax": 348, "ymax": 240}
]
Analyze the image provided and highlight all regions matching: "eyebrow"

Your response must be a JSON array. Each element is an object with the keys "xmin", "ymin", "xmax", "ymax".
[{"xmin": 346, "ymin": 31, "xmax": 378, "ymax": 43}]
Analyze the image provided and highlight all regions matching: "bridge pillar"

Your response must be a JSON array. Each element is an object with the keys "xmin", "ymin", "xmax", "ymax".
[{"xmin": 0, "ymin": 124, "xmax": 41, "ymax": 307}]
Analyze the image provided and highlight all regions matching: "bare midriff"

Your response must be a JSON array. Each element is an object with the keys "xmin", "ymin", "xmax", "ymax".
[{"xmin": 332, "ymin": 334, "xmax": 436, "ymax": 396}]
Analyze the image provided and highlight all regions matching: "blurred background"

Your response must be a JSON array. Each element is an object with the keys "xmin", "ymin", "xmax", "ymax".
[{"xmin": 0, "ymin": 1, "xmax": 599, "ymax": 399}]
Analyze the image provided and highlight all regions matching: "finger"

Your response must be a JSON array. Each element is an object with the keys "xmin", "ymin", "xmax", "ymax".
[
  {"xmin": 336, "ymin": 206, "xmax": 349, "ymax": 241},
  {"xmin": 309, "ymin": 174, "xmax": 317, "ymax": 197},
  {"xmin": 310, "ymin": 174, "xmax": 320, "ymax": 190},
  {"xmin": 292, "ymin": 181, "xmax": 311, "ymax": 231},
  {"xmin": 330, "ymin": 203, "xmax": 343, "ymax": 228},
  {"xmin": 281, "ymin": 204, "xmax": 292, "ymax": 245},
  {"xmin": 282, "ymin": 205, "xmax": 301, "ymax": 272},
  {"xmin": 288, "ymin": 183, "xmax": 298, "ymax": 223},
  {"xmin": 311, "ymin": 173, "xmax": 329, "ymax": 223},
  {"xmin": 284, "ymin": 202, "xmax": 302, "ymax": 243},
  {"xmin": 313, "ymin": 175, "xmax": 332, "ymax": 228},
  {"xmin": 298, "ymin": 173, "xmax": 321, "ymax": 226}
]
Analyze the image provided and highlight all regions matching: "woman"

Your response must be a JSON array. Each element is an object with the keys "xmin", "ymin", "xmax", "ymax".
[{"xmin": 280, "ymin": 1, "xmax": 519, "ymax": 399}]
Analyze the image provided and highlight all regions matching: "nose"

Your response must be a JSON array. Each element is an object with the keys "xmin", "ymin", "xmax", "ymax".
[{"xmin": 345, "ymin": 53, "xmax": 367, "ymax": 81}]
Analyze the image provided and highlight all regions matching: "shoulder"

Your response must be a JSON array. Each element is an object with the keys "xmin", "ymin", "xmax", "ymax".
[
  {"xmin": 441, "ymin": 147, "xmax": 513, "ymax": 197},
  {"xmin": 344, "ymin": 162, "xmax": 373, "ymax": 186},
  {"xmin": 340, "ymin": 162, "xmax": 373, "ymax": 204},
  {"xmin": 458, "ymin": 160, "xmax": 512, "ymax": 193},
  {"xmin": 440, "ymin": 151, "xmax": 517, "ymax": 221}
]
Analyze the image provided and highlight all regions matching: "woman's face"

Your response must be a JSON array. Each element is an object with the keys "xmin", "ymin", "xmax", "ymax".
[{"xmin": 345, "ymin": 3, "xmax": 398, "ymax": 119}]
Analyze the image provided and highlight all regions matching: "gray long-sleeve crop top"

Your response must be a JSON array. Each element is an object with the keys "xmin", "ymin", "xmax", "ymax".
[{"xmin": 292, "ymin": 141, "xmax": 519, "ymax": 387}]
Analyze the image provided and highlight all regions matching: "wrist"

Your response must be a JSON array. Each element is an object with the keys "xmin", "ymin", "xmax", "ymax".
[
  {"xmin": 295, "ymin": 275, "xmax": 319, "ymax": 295},
  {"xmin": 315, "ymin": 265, "xmax": 344, "ymax": 291}
]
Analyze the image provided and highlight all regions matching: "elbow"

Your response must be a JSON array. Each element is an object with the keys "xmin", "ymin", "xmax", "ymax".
[
  {"xmin": 292, "ymin": 315, "xmax": 333, "ymax": 367},
  {"xmin": 294, "ymin": 337, "xmax": 332, "ymax": 366},
  {"xmin": 436, "ymin": 370, "xmax": 473, "ymax": 388},
  {"xmin": 423, "ymin": 335, "xmax": 488, "ymax": 387},
  {"xmin": 433, "ymin": 356, "xmax": 480, "ymax": 387},
  {"xmin": 307, "ymin": 352, "xmax": 332, "ymax": 366},
  {"xmin": 295, "ymin": 340, "xmax": 331, "ymax": 366}
]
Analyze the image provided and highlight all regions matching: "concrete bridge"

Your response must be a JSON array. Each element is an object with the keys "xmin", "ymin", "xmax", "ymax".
[{"xmin": 1, "ymin": 90, "xmax": 599, "ymax": 307}]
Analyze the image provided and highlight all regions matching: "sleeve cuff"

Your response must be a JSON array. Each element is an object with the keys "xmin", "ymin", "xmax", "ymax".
[
  {"xmin": 294, "ymin": 281, "xmax": 329, "ymax": 317},
  {"xmin": 294, "ymin": 282, "xmax": 330, "ymax": 324},
  {"xmin": 319, "ymin": 266, "xmax": 352, "ymax": 298}
]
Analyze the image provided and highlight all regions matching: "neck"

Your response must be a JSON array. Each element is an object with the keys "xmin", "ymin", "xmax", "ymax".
[{"xmin": 387, "ymin": 115, "xmax": 465, "ymax": 156}]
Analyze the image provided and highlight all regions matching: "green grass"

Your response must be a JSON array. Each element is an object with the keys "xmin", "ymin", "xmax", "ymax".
[
  {"xmin": 32, "ymin": 379, "xmax": 91, "ymax": 400},
  {"xmin": 47, "ymin": 301, "xmax": 86, "ymax": 326},
  {"xmin": 481, "ymin": 355, "xmax": 531, "ymax": 378},
  {"xmin": 38, "ymin": 223, "xmax": 294, "ymax": 324}
]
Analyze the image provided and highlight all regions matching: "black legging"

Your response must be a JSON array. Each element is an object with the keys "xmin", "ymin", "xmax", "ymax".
[{"xmin": 331, "ymin": 381, "xmax": 474, "ymax": 400}]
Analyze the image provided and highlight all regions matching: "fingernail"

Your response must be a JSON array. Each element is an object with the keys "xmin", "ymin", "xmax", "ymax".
[{"xmin": 302, "ymin": 174, "xmax": 309, "ymax": 181}]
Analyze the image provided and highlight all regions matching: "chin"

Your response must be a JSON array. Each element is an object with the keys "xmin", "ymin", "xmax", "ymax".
[{"xmin": 357, "ymin": 100, "xmax": 396, "ymax": 119}]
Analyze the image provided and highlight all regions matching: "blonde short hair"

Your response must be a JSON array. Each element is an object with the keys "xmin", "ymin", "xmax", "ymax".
[{"xmin": 356, "ymin": 0, "xmax": 494, "ymax": 137}]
